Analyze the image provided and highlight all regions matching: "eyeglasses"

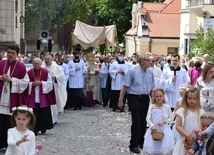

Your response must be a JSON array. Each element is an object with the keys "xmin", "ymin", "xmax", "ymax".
[
  {"xmin": 142, "ymin": 59, "xmax": 150, "ymax": 62},
  {"xmin": 200, "ymin": 115, "xmax": 214, "ymax": 120}
]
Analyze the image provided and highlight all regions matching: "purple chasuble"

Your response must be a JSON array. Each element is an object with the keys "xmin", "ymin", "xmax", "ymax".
[
  {"xmin": 27, "ymin": 67, "xmax": 56, "ymax": 108},
  {"xmin": 0, "ymin": 60, "xmax": 29, "ymax": 112}
]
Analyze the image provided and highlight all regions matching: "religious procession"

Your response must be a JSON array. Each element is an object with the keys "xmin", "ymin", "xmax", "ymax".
[
  {"xmin": 0, "ymin": 43, "xmax": 214, "ymax": 155},
  {"xmin": 1, "ymin": 0, "xmax": 214, "ymax": 154}
]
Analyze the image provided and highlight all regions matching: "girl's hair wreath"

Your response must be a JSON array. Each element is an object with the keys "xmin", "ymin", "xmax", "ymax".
[
  {"xmin": 186, "ymin": 87, "xmax": 190, "ymax": 92},
  {"xmin": 151, "ymin": 87, "xmax": 166, "ymax": 104},
  {"xmin": 185, "ymin": 85, "xmax": 198, "ymax": 93},
  {"xmin": 12, "ymin": 105, "xmax": 34, "ymax": 115},
  {"xmin": 152, "ymin": 87, "xmax": 159, "ymax": 92}
]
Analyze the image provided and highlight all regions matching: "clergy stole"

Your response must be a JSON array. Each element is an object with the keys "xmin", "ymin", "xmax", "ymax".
[
  {"xmin": 0, "ymin": 60, "xmax": 29, "ymax": 112},
  {"xmin": 28, "ymin": 68, "xmax": 56, "ymax": 108}
]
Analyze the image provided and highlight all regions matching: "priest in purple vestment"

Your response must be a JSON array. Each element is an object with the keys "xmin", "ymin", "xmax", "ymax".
[
  {"xmin": 0, "ymin": 44, "xmax": 29, "ymax": 149},
  {"xmin": 28, "ymin": 58, "xmax": 56, "ymax": 135},
  {"xmin": 188, "ymin": 57, "xmax": 203, "ymax": 85}
]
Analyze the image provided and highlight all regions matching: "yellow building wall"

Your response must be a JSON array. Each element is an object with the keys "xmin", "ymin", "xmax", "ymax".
[
  {"xmin": 151, "ymin": 39, "xmax": 179, "ymax": 56},
  {"xmin": 136, "ymin": 38, "xmax": 179, "ymax": 56},
  {"xmin": 125, "ymin": 36, "xmax": 179, "ymax": 56},
  {"xmin": 135, "ymin": 37, "xmax": 150, "ymax": 55}
]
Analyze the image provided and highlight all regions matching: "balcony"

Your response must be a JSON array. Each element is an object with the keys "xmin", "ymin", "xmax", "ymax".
[{"xmin": 188, "ymin": 0, "xmax": 214, "ymax": 6}]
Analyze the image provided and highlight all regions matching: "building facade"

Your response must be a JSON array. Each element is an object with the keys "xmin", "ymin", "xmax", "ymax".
[
  {"xmin": 0, "ymin": 0, "xmax": 25, "ymax": 53},
  {"xmin": 179, "ymin": 0, "xmax": 214, "ymax": 56},
  {"xmin": 125, "ymin": 0, "xmax": 180, "ymax": 57}
]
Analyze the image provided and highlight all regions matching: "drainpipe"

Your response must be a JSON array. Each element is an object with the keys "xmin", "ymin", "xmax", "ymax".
[{"xmin": 149, "ymin": 38, "xmax": 152, "ymax": 53}]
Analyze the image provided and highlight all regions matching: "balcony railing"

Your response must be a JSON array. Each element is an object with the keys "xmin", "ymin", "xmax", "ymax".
[{"xmin": 188, "ymin": 0, "xmax": 214, "ymax": 6}]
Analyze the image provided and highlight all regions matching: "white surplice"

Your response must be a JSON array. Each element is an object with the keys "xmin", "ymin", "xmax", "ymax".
[
  {"xmin": 109, "ymin": 61, "xmax": 129, "ymax": 90},
  {"xmin": 60, "ymin": 63, "xmax": 69, "ymax": 84},
  {"xmin": 67, "ymin": 60, "xmax": 87, "ymax": 88},
  {"xmin": 150, "ymin": 65, "xmax": 163, "ymax": 87},
  {"xmin": 28, "ymin": 73, "xmax": 53, "ymax": 103},
  {"xmin": 42, "ymin": 62, "xmax": 67, "ymax": 124},
  {"xmin": 0, "ymin": 67, "xmax": 29, "ymax": 115},
  {"xmin": 100, "ymin": 62, "xmax": 109, "ymax": 88},
  {"xmin": 160, "ymin": 67, "xmax": 188, "ymax": 108}
]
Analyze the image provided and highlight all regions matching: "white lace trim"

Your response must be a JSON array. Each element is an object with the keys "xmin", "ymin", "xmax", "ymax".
[{"xmin": 143, "ymin": 146, "xmax": 173, "ymax": 154}]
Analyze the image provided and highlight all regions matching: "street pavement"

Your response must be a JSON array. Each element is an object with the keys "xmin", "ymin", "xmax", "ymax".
[{"xmin": 0, "ymin": 105, "xmax": 141, "ymax": 155}]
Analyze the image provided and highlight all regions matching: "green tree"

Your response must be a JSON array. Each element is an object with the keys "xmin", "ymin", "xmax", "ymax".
[
  {"xmin": 25, "ymin": 0, "xmax": 95, "ymax": 35},
  {"xmin": 95, "ymin": 0, "xmax": 137, "ymax": 43},
  {"xmin": 95, "ymin": 0, "xmax": 165, "ymax": 43},
  {"xmin": 25, "ymin": 0, "xmax": 165, "ymax": 51},
  {"xmin": 190, "ymin": 26, "xmax": 214, "ymax": 62}
]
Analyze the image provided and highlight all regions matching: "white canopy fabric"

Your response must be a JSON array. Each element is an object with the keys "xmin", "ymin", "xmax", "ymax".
[{"xmin": 72, "ymin": 20, "xmax": 117, "ymax": 50}]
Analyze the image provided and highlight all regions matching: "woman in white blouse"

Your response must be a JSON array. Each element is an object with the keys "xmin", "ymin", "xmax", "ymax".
[{"xmin": 197, "ymin": 62, "xmax": 214, "ymax": 112}]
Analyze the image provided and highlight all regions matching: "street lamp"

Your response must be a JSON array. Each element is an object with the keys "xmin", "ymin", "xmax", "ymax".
[
  {"xmin": 19, "ymin": 0, "xmax": 25, "ymax": 54},
  {"xmin": 15, "ymin": 14, "xmax": 25, "ymax": 28},
  {"xmin": 19, "ymin": 15, "xmax": 25, "ymax": 54},
  {"xmin": 20, "ymin": 15, "xmax": 25, "ymax": 23}
]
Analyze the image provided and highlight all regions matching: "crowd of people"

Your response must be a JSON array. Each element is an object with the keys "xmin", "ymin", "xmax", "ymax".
[{"xmin": 0, "ymin": 44, "xmax": 214, "ymax": 154}]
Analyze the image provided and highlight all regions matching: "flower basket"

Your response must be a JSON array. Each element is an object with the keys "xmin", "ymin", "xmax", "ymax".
[{"xmin": 151, "ymin": 131, "xmax": 164, "ymax": 141}]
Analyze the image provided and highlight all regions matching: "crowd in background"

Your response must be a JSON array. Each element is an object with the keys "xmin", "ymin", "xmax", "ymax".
[{"xmin": 1, "ymin": 45, "xmax": 214, "ymax": 154}]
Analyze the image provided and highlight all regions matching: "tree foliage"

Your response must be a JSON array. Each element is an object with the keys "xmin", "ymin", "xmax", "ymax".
[
  {"xmin": 25, "ymin": 0, "xmax": 165, "ymax": 45},
  {"xmin": 95, "ymin": 0, "xmax": 137, "ymax": 43},
  {"xmin": 95, "ymin": 0, "xmax": 165, "ymax": 43},
  {"xmin": 190, "ymin": 26, "xmax": 214, "ymax": 62},
  {"xmin": 25, "ymin": 0, "xmax": 94, "ymax": 35}
]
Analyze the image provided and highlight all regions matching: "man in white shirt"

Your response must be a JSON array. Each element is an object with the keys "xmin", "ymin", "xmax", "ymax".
[
  {"xmin": 160, "ymin": 54, "xmax": 188, "ymax": 111},
  {"xmin": 109, "ymin": 52, "xmax": 129, "ymax": 112},
  {"xmin": 201, "ymin": 53, "xmax": 209, "ymax": 68},
  {"xmin": 66, "ymin": 51, "xmax": 87, "ymax": 110},
  {"xmin": 100, "ymin": 56, "xmax": 110, "ymax": 107},
  {"xmin": 42, "ymin": 54, "xmax": 66, "ymax": 124},
  {"xmin": 150, "ymin": 55, "xmax": 162, "ymax": 87}
]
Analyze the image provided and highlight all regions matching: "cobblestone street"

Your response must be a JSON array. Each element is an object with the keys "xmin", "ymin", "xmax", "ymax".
[{"xmin": 1, "ymin": 105, "xmax": 136, "ymax": 155}]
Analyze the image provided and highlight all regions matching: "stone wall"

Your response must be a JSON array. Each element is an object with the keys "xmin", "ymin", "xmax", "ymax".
[{"xmin": 0, "ymin": 0, "xmax": 15, "ymax": 42}]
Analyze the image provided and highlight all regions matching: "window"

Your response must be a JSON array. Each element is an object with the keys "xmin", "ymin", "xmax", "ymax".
[
  {"xmin": 185, "ymin": 39, "xmax": 195, "ymax": 54},
  {"xmin": 167, "ymin": 47, "xmax": 178, "ymax": 55}
]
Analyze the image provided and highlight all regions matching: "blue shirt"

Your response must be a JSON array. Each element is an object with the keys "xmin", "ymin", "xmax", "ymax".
[{"xmin": 124, "ymin": 64, "xmax": 155, "ymax": 95}]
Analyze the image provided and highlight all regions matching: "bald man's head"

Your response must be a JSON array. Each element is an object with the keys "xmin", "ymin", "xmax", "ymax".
[{"xmin": 44, "ymin": 54, "xmax": 53, "ymax": 66}]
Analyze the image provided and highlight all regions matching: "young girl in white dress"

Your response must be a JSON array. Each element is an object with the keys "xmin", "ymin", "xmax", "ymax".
[
  {"xmin": 172, "ymin": 84, "xmax": 189, "ymax": 142},
  {"xmin": 5, "ymin": 105, "xmax": 36, "ymax": 155},
  {"xmin": 173, "ymin": 85, "xmax": 205, "ymax": 155},
  {"xmin": 143, "ymin": 87, "xmax": 174, "ymax": 154}
]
